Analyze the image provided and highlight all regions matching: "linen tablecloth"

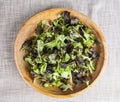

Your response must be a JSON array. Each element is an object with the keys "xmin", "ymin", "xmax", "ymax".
[{"xmin": 0, "ymin": 0, "xmax": 120, "ymax": 102}]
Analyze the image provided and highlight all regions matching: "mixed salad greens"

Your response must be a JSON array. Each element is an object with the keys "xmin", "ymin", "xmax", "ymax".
[{"xmin": 22, "ymin": 11, "xmax": 99, "ymax": 91}]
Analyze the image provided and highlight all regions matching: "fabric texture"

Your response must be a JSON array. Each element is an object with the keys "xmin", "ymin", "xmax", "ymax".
[{"xmin": 0, "ymin": 0, "xmax": 120, "ymax": 102}]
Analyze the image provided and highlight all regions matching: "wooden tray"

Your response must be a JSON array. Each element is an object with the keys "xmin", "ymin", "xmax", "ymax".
[{"xmin": 14, "ymin": 8, "xmax": 107, "ymax": 98}]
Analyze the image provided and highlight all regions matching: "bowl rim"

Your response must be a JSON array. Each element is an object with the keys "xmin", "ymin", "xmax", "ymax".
[{"xmin": 14, "ymin": 8, "xmax": 107, "ymax": 98}]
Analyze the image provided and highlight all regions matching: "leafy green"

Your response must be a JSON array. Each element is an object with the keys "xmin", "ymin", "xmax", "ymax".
[
  {"xmin": 35, "ymin": 23, "xmax": 43, "ymax": 34},
  {"xmin": 60, "ymin": 84, "xmax": 73, "ymax": 91},
  {"xmin": 37, "ymin": 40, "xmax": 44, "ymax": 52},
  {"xmin": 61, "ymin": 66, "xmax": 72, "ymax": 79},
  {"xmin": 22, "ymin": 11, "xmax": 98, "ymax": 91},
  {"xmin": 62, "ymin": 53, "xmax": 70, "ymax": 62},
  {"xmin": 49, "ymin": 54, "xmax": 57, "ymax": 64},
  {"xmin": 24, "ymin": 56, "xmax": 33, "ymax": 65},
  {"xmin": 40, "ymin": 62, "xmax": 47, "ymax": 75},
  {"xmin": 41, "ymin": 20, "xmax": 50, "ymax": 27}
]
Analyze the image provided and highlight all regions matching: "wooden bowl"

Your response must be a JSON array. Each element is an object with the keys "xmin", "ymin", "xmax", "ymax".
[{"xmin": 14, "ymin": 8, "xmax": 107, "ymax": 98}]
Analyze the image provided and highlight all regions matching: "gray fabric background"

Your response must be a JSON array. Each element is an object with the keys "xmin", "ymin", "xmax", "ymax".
[{"xmin": 0, "ymin": 0, "xmax": 120, "ymax": 102}]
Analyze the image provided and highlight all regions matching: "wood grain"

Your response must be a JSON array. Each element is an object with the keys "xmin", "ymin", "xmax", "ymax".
[{"xmin": 14, "ymin": 8, "xmax": 107, "ymax": 98}]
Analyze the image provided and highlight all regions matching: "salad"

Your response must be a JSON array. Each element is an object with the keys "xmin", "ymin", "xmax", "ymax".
[{"xmin": 21, "ymin": 11, "xmax": 99, "ymax": 91}]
